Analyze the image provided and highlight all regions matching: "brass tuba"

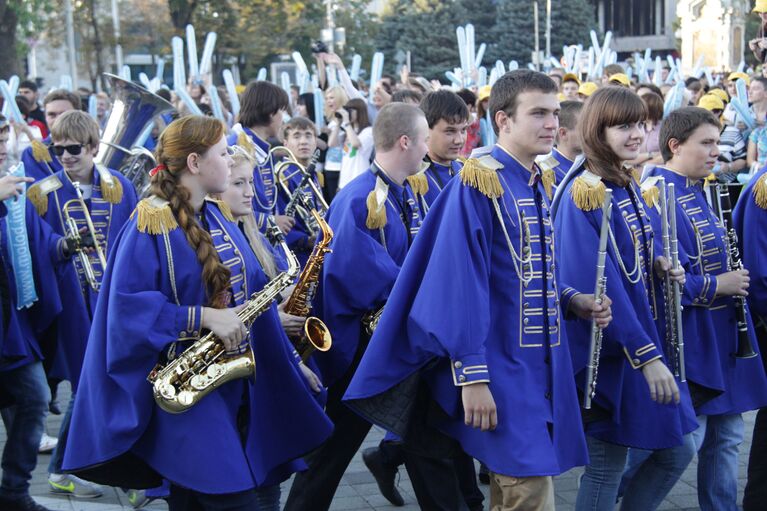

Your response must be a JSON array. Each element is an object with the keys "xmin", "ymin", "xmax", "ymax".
[
  {"xmin": 96, "ymin": 73, "xmax": 175, "ymax": 195},
  {"xmin": 62, "ymin": 181, "xmax": 108, "ymax": 291}
]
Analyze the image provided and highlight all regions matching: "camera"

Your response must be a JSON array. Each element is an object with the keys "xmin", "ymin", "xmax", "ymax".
[{"xmin": 310, "ymin": 41, "xmax": 329, "ymax": 54}]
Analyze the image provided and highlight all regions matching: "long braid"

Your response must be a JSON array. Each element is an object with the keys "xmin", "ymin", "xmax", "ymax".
[{"xmin": 151, "ymin": 116, "xmax": 231, "ymax": 308}]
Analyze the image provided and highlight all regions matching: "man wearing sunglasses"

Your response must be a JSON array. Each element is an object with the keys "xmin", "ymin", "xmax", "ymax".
[
  {"xmin": 20, "ymin": 90, "xmax": 80, "ymax": 183},
  {"xmin": 27, "ymin": 110, "xmax": 137, "ymax": 500}
]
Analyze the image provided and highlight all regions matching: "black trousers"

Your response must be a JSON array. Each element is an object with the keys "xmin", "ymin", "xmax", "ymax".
[
  {"xmin": 168, "ymin": 485, "xmax": 258, "ymax": 511},
  {"xmin": 744, "ymin": 316, "xmax": 767, "ymax": 511}
]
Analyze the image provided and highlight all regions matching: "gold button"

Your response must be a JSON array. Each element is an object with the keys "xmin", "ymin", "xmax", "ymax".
[
  {"xmin": 458, "ymin": 375, "xmax": 466, "ymax": 383},
  {"xmin": 454, "ymin": 361, "xmax": 463, "ymax": 369}
]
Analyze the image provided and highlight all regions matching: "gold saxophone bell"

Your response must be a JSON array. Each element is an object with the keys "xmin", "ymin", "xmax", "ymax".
[{"xmin": 62, "ymin": 181, "xmax": 108, "ymax": 291}]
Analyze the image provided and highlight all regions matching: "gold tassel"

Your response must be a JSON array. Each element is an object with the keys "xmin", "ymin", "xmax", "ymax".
[
  {"xmin": 316, "ymin": 170, "xmax": 325, "ymax": 188},
  {"xmin": 100, "ymin": 176, "xmax": 123, "ymax": 204},
  {"xmin": 207, "ymin": 197, "xmax": 235, "ymax": 222},
  {"xmin": 541, "ymin": 168, "xmax": 555, "ymax": 200},
  {"xmin": 237, "ymin": 131, "xmax": 256, "ymax": 157},
  {"xmin": 407, "ymin": 173, "xmax": 429, "ymax": 196},
  {"xmin": 460, "ymin": 158, "xmax": 503, "ymax": 199},
  {"xmin": 754, "ymin": 175, "xmax": 767, "ymax": 210},
  {"xmin": 642, "ymin": 185, "xmax": 660, "ymax": 208},
  {"xmin": 570, "ymin": 172, "xmax": 606, "ymax": 211},
  {"xmin": 31, "ymin": 139, "xmax": 51, "ymax": 163},
  {"xmin": 134, "ymin": 198, "xmax": 178, "ymax": 234},
  {"xmin": 365, "ymin": 189, "xmax": 387, "ymax": 229},
  {"xmin": 27, "ymin": 184, "xmax": 48, "ymax": 216},
  {"xmin": 631, "ymin": 167, "xmax": 642, "ymax": 184}
]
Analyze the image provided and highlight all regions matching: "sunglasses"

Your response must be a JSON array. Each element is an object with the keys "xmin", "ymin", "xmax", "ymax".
[{"xmin": 51, "ymin": 144, "xmax": 85, "ymax": 157}]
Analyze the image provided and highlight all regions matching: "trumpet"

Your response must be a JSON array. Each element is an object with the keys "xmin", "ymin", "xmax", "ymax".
[
  {"xmin": 659, "ymin": 179, "xmax": 685, "ymax": 381},
  {"xmin": 62, "ymin": 181, "xmax": 108, "ymax": 291}
]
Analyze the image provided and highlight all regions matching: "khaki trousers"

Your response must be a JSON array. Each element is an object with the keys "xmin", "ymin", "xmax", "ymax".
[{"xmin": 489, "ymin": 473, "xmax": 555, "ymax": 511}]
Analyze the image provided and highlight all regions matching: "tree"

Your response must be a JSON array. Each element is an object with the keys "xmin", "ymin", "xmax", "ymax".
[{"xmin": 0, "ymin": 0, "xmax": 53, "ymax": 79}]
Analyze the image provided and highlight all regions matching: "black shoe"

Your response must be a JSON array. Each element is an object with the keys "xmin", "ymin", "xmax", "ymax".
[
  {"xmin": 48, "ymin": 399, "xmax": 61, "ymax": 415},
  {"xmin": 478, "ymin": 463, "xmax": 490, "ymax": 485},
  {"xmin": 362, "ymin": 447, "xmax": 404, "ymax": 506},
  {"xmin": 0, "ymin": 494, "xmax": 52, "ymax": 511}
]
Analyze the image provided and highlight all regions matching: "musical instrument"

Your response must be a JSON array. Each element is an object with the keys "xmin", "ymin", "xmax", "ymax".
[
  {"xmin": 96, "ymin": 73, "xmax": 175, "ymax": 195},
  {"xmin": 282, "ymin": 209, "xmax": 333, "ymax": 361},
  {"xmin": 583, "ymin": 188, "xmax": 613, "ymax": 410},
  {"xmin": 275, "ymin": 149, "xmax": 329, "ymax": 235},
  {"xmin": 362, "ymin": 306, "xmax": 384, "ymax": 336},
  {"xmin": 62, "ymin": 181, "xmax": 108, "ymax": 291},
  {"xmin": 659, "ymin": 180, "xmax": 686, "ymax": 380},
  {"xmin": 150, "ymin": 220, "xmax": 300, "ymax": 413},
  {"xmin": 714, "ymin": 183, "xmax": 757, "ymax": 359}
]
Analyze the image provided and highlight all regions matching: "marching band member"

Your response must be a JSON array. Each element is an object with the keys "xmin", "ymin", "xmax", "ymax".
[
  {"xmin": 733, "ymin": 134, "xmax": 767, "ymax": 511},
  {"xmin": 275, "ymin": 117, "xmax": 324, "ymax": 267},
  {"xmin": 20, "ymin": 90, "xmax": 80, "ymax": 182},
  {"xmin": 343, "ymin": 71, "xmax": 610, "ymax": 511},
  {"xmin": 630, "ymin": 107, "xmax": 767, "ymax": 511},
  {"xmin": 551, "ymin": 100, "xmax": 583, "ymax": 183},
  {"xmin": 227, "ymin": 81, "xmax": 294, "ymax": 235},
  {"xmin": 554, "ymin": 87, "xmax": 697, "ymax": 510},
  {"xmin": 284, "ymin": 103, "xmax": 427, "ymax": 511},
  {"xmin": 62, "ymin": 115, "xmax": 333, "ymax": 511},
  {"xmin": 26, "ymin": 110, "xmax": 137, "ymax": 498}
]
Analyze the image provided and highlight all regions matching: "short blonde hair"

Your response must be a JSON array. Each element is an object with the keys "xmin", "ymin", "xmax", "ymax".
[
  {"xmin": 50, "ymin": 110, "xmax": 100, "ymax": 147},
  {"xmin": 324, "ymin": 85, "xmax": 349, "ymax": 119},
  {"xmin": 229, "ymin": 144, "xmax": 256, "ymax": 169},
  {"xmin": 373, "ymin": 103, "xmax": 425, "ymax": 152}
]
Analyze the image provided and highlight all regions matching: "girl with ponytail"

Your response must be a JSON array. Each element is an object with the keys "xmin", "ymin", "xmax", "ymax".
[{"xmin": 62, "ymin": 116, "xmax": 333, "ymax": 511}]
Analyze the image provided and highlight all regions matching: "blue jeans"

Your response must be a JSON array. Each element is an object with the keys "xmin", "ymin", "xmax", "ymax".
[
  {"xmin": 0, "ymin": 362, "xmax": 50, "ymax": 497},
  {"xmin": 691, "ymin": 414, "xmax": 744, "ymax": 511},
  {"xmin": 48, "ymin": 394, "xmax": 74, "ymax": 474},
  {"xmin": 577, "ymin": 434, "xmax": 695, "ymax": 511},
  {"xmin": 254, "ymin": 484, "xmax": 280, "ymax": 511}
]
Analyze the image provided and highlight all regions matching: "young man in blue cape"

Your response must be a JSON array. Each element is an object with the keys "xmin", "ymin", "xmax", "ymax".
[
  {"xmin": 283, "ymin": 103, "xmax": 429, "ymax": 511},
  {"xmin": 342, "ymin": 71, "xmax": 612, "ymax": 511},
  {"xmin": 734, "ymin": 138, "xmax": 767, "ymax": 511},
  {"xmin": 27, "ymin": 110, "xmax": 138, "ymax": 498}
]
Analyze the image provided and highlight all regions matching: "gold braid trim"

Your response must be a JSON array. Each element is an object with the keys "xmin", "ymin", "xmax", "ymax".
[
  {"xmin": 460, "ymin": 157, "xmax": 504, "ymax": 199},
  {"xmin": 406, "ymin": 173, "xmax": 429, "ymax": 196},
  {"xmin": 541, "ymin": 168, "xmax": 555, "ymax": 200},
  {"xmin": 31, "ymin": 139, "xmax": 51, "ymax": 163},
  {"xmin": 570, "ymin": 170, "xmax": 606, "ymax": 211},
  {"xmin": 205, "ymin": 197, "xmax": 235, "ymax": 222},
  {"xmin": 754, "ymin": 174, "xmax": 767, "ymax": 210},
  {"xmin": 133, "ymin": 197, "xmax": 178, "ymax": 234}
]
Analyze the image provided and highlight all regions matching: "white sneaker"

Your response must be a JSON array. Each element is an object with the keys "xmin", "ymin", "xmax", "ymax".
[
  {"xmin": 48, "ymin": 473, "xmax": 104, "ymax": 498},
  {"xmin": 38, "ymin": 433, "xmax": 58, "ymax": 454}
]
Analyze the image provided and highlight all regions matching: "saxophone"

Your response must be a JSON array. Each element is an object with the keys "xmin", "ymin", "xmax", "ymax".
[
  {"xmin": 150, "ymin": 221, "xmax": 300, "ymax": 414},
  {"xmin": 283, "ymin": 209, "xmax": 333, "ymax": 362}
]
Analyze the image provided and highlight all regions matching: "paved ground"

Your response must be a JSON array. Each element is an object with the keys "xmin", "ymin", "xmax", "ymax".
[{"xmin": 3, "ymin": 382, "xmax": 754, "ymax": 510}]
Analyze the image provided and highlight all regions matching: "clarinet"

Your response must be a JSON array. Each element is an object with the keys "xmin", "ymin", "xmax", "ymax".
[
  {"xmin": 659, "ymin": 180, "xmax": 686, "ymax": 380},
  {"xmin": 584, "ymin": 188, "xmax": 613, "ymax": 410},
  {"xmin": 716, "ymin": 183, "xmax": 757, "ymax": 359}
]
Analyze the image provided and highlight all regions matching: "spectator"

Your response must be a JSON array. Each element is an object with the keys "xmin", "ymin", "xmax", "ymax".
[
  {"xmin": 336, "ymin": 98, "xmax": 374, "ymax": 189},
  {"xmin": 17, "ymin": 80, "xmax": 46, "ymax": 129}
]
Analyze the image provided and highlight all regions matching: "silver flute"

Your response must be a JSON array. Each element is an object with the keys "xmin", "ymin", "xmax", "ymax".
[{"xmin": 584, "ymin": 188, "xmax": 613, "ymax": 410}]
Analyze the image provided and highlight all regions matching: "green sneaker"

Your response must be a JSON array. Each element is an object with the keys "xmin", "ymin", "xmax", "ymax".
[
  {"xmin": 48, "ymin": 473, "xmax": 103, "ymax": 498},
  {"xmin": 126, "ymin": 489, "xmax": 153, "ymax": 509}
]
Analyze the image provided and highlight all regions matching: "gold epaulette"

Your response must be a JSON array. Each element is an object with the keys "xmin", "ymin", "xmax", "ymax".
[
  {"xmin": 133, "ymin": 196, "xmax": 178, "ymax": 234},
  {"xmin": 407, "ymin": 162, "xmax": 431, "ymax": 196},
  {"xmin": 316, "ymin": 170, "xmax": 325, "ymax": 187},
  {"xmin": 96, "ymin": 164, "xmax": 124, "ymax": 204},
  {"xmin": 366, "ymin": 176, "xmax": 388, "ymax": 229},
  {"xmin": 460, "ymin": 155, "xmax": 504, "ymax": 199},
  {"xmin": 640, "ymin": 176, "xmax": 661, "ymax": 208},
  {"xmin": 27, "ymin": 175, "xmax": 62, "ymax": 216},
  {"xmin": 630, "ymin": 166, "xmax": 642, "ymax": 185},
  {"xmin": 570, "ymin": 170, "xmax": 606, "ymax": 211},
  {"xmin": 236, "ymin": 130, "xmax": 256, "ymax": 157},
  {"xmin": 205, "ymin": 197, "xmax": 235, "ymax": 222},
  {"xmin": 754, "ymin": 173, "xmax": 767, "ymax": 210},
  {"xmin": 535, "ymin": 153, "xmax": 558, "ymax": 200},
  {"xmin": 31, "ymin": 139, "xmax": 51, "ymax": 163}
]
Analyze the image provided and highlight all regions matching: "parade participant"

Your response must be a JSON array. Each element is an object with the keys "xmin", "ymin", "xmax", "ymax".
[
  {"xmin": 228, "ymin": 81, "xmax": 294, "ymax": 234},
  {"xmin": 275, "ymin": 117, "xmax": 325, "ymax": 268},
  {"xmin": 551, "ymin": 100, "xmax": 583, "ymax": 183},
  {"xmin": 554, "ymin": 86, "xmax": 698, "ymax": 511},
  {"xmin": 562, "ymin": 73, "xmax": 580, "ymax": 101},
  {"xmin": 408, "ymin": 90, "xmax": 469, "ymax": 213},
  {"xmin": 26, "ymin": 110, "xmax": 138, "ymax": 498},
  {"xmin": 734, "ymin": 126, "xmax": 767, "ymax": 511},
  {"xmin": 62, "ymin": 115, "xmax": 333, "ymax": 511},
  {"xmin": 20, "ymin": 90, "xmax": 81, "ymax": 182},
  {"xmin": 628, "ymin": 107, "xmax": 767, "ymax": 511},
  {"xmin": 343, "ymin": 70, "xmax": 612, "ymax": 511},
  {"xmin": 284, "ymin": 103, "xmax": 428, "ymax": 511}
]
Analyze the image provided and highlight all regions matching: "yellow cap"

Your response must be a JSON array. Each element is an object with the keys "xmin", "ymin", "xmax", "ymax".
[
  {"xmin": 578, "ymin": 82, "xmax": 599, "ymax": 97},
  {"xmin": 698, "ymin": 94, "xmax": 725, "ymax": 112},
  {"xmin": 728, "ymin": 72, "xmax": 751, "ymax": 86},
  {"xmin": 478, "ymin": 85, "xmax": 492, "ymax": 103},
  {"xmin": 708, "ymin": 88, "xmax": 730, "ymax": 104},
  {"xmin": 754, "ymin": 0, "xmax": 767, "ymax": 13},
  {"xmin": 562, "ymin": 72, "xmax": 581, "ymax": 85},
  {"xmin": 608, "ymin": 73, "xmax": 631, "ymax": 87},
  {"xmin": 235, "ymin": 84, "xmax": 246, "ymax": 94}
]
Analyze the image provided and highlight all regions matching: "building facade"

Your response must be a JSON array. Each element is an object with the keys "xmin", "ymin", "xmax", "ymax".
[{"xmin": 677, "ymin": 0, "xmax": 750, "ymax": 72}]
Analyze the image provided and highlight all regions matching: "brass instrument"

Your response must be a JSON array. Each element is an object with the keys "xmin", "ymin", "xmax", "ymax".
[
  {"xmin": 275, "ymin": 149, "xmax": 328, "ymax": 235},
  {"xmin": 714, "ymin": 183, "xmax": 757, "ymax": 359},
  {"xmin": 362, "ymin": 306, "xmax": 384, "ymax": 336},
  {"xmin": 659, "ymin": 180, "xmax": 686, "ymax": 381},
  {"xmin": 283, "ymin": 209, "xmax": 333, "ymax": 362},
  {"xmin": 150, "ymin": 220, "xmax": 300, "ymax": 413},
  {"xmin": 62, "ymin": 181, "xmax": 108, "ymax": 291},
  {"xmin": 96, "ymin": 73, "xmax": 175, "ymax": 195},
  {"xmin": 583, "ymin": 188, "xmax": 613, "ymax": 410}
]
